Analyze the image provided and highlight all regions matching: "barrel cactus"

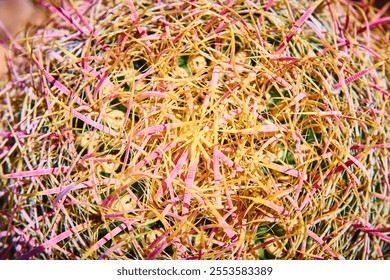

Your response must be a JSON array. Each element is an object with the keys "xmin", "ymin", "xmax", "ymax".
[{"xmin": 0, "ymin": 0, "xmax": 389, "ymax": 259}]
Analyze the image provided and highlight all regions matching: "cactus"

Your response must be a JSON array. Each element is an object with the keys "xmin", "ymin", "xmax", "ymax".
[{"xmin": 0, "ymin": 0, "xmax": 389, "ymax": 260}]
